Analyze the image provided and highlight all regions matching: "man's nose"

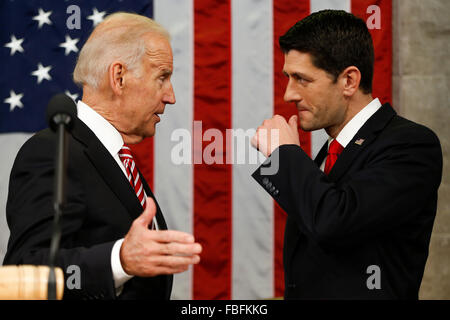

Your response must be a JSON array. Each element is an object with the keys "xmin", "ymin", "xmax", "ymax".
[
  {"xmin": 284, "ymin": 79, "xmax": 302, "ymax": 103},
  {"xmin": 164, "ymin": 82, "xmax": 176, "ymax": 105}
]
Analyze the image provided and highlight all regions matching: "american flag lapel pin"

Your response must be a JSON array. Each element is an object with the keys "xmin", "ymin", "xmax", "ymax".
[{"xmin": 355, "ymin": 138, "xmax": 365, "ymax": 145}]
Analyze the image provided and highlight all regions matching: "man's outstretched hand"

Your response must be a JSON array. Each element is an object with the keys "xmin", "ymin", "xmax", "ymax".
[{"xmin": 120, "ymin": 198, "xmax": 202, "ymax": 277}]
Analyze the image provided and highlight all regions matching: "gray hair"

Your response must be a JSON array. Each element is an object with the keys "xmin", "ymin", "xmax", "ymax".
[{"xmin": 73, "ymin": 12, "xmax": 170, "ymax": 88}]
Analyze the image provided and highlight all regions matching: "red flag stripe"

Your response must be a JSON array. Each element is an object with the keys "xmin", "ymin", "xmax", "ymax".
[
  {"xmin": 351, "ymin": 0, "xmax": 392, "ymax": 104},
  {"xmin": 193, "ymin": 0, "xmax": 233, "ymax": 299},
  {"xmin": 131, "ymin": 138, "xmax": 154, "ymax": 190}
]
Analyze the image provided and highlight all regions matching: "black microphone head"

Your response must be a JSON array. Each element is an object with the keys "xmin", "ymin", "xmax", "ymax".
[{"xmin": 46, "ymin": 93, "xmax": 77, "ymax": 132}]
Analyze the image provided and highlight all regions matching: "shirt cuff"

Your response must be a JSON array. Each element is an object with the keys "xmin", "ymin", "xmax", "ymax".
[{"xmin": 111, "ymin": 239, "xmax": 133, "ymax": 290}]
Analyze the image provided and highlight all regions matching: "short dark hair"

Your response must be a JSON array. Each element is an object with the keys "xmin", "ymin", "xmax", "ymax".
[{"xmin": 279, "ymin": 10, "xmax": 374, "ymax": 94}]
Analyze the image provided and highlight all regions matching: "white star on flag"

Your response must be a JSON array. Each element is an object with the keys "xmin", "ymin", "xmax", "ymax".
[
  {"xmin": 31, "ymin": 63, "xmax": 52, "ymax": 84},
  {"xmin": 32, "ymin": 8, "xmax": 52, "ymax": 29},
  {"xmin": 59, "ymin": 35, "xmax": 79, "ymax": 56},
  {"xmin": 65, "ymin": 90, "xmax": 79, "ymax": 102},
  {"xmin": 4, "ymin": 35, "xmax": 24, "ymax": 56},
  {"xmin": 87, "ymin": 8, "xmax": 107, "ymax": 27},
  {"xmin": 4, "ymin": 90, "xmax": 24, "ymax": 112}
]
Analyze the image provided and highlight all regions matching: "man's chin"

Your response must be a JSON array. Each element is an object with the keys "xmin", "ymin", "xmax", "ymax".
[
  {"xmin": 298, "ymin": 122, "xmax": 315, "ymax": 132},
  {"xmin": 125, "ymin": 129, "xmax": 154, "ymax": 144},
  {"xmin": 143, "ymin": 127, "xmax": 156, "ymax": 138}
]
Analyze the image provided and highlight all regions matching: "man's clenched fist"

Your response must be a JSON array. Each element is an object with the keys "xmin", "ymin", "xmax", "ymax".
[{"xmin": 251, "ymin": 114, "xmax": 300, "ymax": 157}]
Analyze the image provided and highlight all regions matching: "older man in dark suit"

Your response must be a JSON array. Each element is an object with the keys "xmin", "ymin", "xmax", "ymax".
[
  {"xmin": 252, "ymin": 10, "xmax": 442, "ymax": 299},
  {"xmin": 4, "ymin": 12, "xmax": 202, "ymax": 300}
]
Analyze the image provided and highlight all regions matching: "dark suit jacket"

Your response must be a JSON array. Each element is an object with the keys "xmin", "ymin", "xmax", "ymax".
[
  {"xmin": 252, "ymin": 104, "xmax": 442, "ymax": 299},
  {"xmin": 3, "ymin": 118, "xmax": 173, "ymax": 300}
]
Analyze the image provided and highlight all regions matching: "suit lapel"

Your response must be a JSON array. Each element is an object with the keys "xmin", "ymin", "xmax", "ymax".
[
  {"xmin": 72, "ymin": 119, "xmax": 173, "ymax": 296},
  {"xmin": 71, "ymin": 118, "xmax": 144, "ymax": 221},
  {"xmin": 314, "ymin": 140, "xmax": 328, "ymax": 167},
  {"xmin": 327, "ymin": 103, "xmax": 396, "ymax": 181},
  {"xmin": 139, "ymin": 170, "xmax": 168, "ymax": 230}
]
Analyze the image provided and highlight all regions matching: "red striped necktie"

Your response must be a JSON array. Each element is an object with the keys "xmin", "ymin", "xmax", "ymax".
[
  {"xmin": 324, "ymin": 139, "xmax": 344, "ymax": 175},
  {"xmin": 118, "ymin": 144, "xmax": 147, "ymax": 210}
]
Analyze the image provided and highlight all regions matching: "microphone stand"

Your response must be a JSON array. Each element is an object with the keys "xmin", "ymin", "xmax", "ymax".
[{"xmin": 48, "ymin": 115, "xmax": 70, "ymax": 300}]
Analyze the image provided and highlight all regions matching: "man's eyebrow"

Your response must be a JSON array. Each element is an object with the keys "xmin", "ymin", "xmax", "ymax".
[{"xmin": 283, "ymin": 70, "xmax": 312, "ymax": 80}]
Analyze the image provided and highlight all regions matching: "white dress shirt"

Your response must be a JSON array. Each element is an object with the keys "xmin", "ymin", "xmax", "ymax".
[
  {"xmin": 320, "ymin": 98, "xmax": 382, "ymax": 171},
  {"xmin": 77, "ymin": 100, "xmax": 135, "ymax": 293}
]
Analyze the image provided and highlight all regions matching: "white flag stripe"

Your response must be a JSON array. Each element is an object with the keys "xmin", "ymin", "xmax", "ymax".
[
  {"xmin": 231, "ymin": 0, "xmax": 275, "ymax": 299},
  {"xmin": 0, "ymin": 133, "xmax": 33, "ymax": 263},
  {"xmin": 153, "ymin": 0, "xmax": 194, "ymax": 300},
  {"xmin": 310, "ymin": 0, "xmax": 351, "ymax": 12},
  {"xmin": 311, "ymin": 128, "xmax": 329, "ymax": 159}
]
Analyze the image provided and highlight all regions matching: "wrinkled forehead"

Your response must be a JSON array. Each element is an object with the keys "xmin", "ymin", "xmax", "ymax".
[{"xmin": 143, "ymin": 34, "xmax": 173, "ymax": 69}]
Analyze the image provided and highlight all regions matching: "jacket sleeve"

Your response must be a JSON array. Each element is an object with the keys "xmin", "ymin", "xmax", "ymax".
[
  {"xmin": 3, "ymin": 132, "xmax": 116, "ymax": 300},
  {"xmin": 252, "ymin": 126, "xmax": 443, "ymax": 248}
]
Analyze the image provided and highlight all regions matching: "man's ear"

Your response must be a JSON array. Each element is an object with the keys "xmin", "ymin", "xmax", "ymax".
[
  {"xmin": 340, "ymin": 66, "xmax": 361, "ymax": 98},
  {"xmin": 109, "ymin": 61, "xmax": 126, "ymax": 95}
]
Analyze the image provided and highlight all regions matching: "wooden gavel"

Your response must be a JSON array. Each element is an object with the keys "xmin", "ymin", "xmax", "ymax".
[{"xmin": 0, "ymin": 265, "xmax": 64, "ymax": 300}]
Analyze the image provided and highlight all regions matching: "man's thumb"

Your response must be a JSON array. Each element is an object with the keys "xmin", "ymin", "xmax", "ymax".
[
  {"xmin": 289, "ymin": 115, "xmax": 298, "ymax": 130},
  {"xmin": 138, "ymin": 197, "xmax": 156, "ymax": 227}
]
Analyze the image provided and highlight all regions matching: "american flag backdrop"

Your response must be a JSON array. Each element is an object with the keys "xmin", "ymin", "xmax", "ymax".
[{"xmin": 0, "ymin": 0, "xmax": 392, "ymax": 299}]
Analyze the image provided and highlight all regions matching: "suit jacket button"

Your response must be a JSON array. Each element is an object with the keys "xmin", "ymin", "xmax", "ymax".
[
  {"xmin": 269, "ymin": 186, "xmax": 276, "ymax": 192},
  {"xmin": 266, "ymin": 182, "xmax": 272, "ymax": 189},
  {"xmin": 273, "ymin": 189, "xmax": 279, "ymax": 196},
  {"xmin": 262, "ymin": 177, "xmax": 269, "ymax": 185}
]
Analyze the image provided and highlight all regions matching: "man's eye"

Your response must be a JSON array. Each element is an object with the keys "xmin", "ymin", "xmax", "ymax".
[{"xmin": 295, "ymin": 76, "xmax": 308, "ymax": 84}]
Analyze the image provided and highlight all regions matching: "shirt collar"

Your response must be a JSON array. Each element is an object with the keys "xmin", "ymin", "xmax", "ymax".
[
  {"xmin": 330, "ymin": 98, "xmax": 382, "ymax": 148},
  {"xmin": 77, "ymin": 100, "xmax": 124, "ymax": 157}
]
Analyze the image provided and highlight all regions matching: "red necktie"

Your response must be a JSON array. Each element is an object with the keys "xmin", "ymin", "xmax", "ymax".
[
  {"xmin": 324, "ymin": 139, "xmax": 344, "ymax": 175},
  {"xmin": 118, "ymin": 145, "xmax": 147, "ymax": 210}
]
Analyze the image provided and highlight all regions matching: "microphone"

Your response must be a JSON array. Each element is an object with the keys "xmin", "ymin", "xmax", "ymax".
[
  {"xmin": 0, "ymin": 94, "xmax": 75, "ymax": 300},
  {"xmin": 46, "ymin": 93, "xmax": 77, "ymax": 132},
  {"xmin": 46, "ymin": 93, "xmax": 77, "ymax": 300}
]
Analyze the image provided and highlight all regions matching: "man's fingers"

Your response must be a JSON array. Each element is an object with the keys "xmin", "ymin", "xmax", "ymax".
[
  {"xmin": 151, "ymin": 266, "xmax": 189, "ymax": 275},
  {"xmin": 155, "ymin": 242, "xmax": 202, "ymax": 256},
  {"xmin": 140, "ymin": 254, "xmax": 201, "ymax": 277},
  {"xmin": 150, "ymin": 254, "xmax": 201, "ymax": 268},
  {"xmin": 148, "ymin": 229, "xmax": 195, "ymax": 243},
  {"xmin": 288, "ymin": 115, "xmax": 298, "ymax": 130}
]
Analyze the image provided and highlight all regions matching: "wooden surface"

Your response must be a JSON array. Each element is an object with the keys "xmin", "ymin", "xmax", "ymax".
[{"xmin": 0, "ymin": 265, "xmax": 64, "ymax": 300}]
